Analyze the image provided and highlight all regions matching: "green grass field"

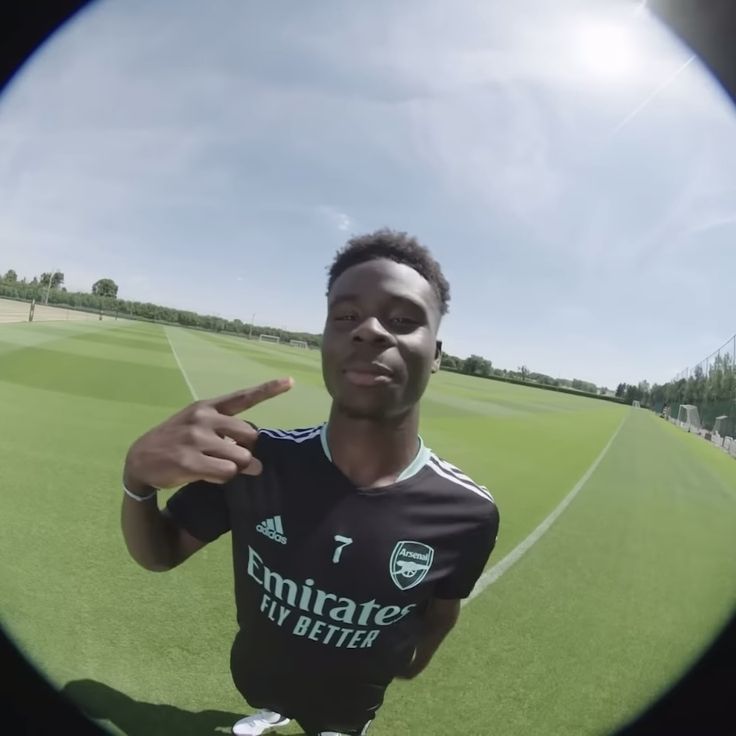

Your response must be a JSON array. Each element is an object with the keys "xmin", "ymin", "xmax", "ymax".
[{"xmin": 1, "ymin": 317, "xmax": 735, "ymax": 735}]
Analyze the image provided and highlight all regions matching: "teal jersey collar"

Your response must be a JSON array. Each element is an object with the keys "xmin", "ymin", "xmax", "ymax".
[{"xmin": 319, "ymin": 422, "xmax": 430, "ymax": 483}]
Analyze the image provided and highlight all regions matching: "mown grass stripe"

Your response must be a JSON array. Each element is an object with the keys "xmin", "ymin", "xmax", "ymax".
[{"xmin": 463, "ymin": 411, "xmax": 629, "ymax": 605}]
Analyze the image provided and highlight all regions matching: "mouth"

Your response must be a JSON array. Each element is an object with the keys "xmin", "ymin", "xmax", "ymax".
[{"xmin": 342, "ymin": 362, "xmax": 394, "ymax": 387}]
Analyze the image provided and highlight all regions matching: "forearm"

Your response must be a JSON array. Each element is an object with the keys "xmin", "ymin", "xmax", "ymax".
[
  {"xmin": 120, "ymin": 478, "xmax": 179, "ymax": 572},
  {"xmin": 410, "ymin": 618, "xmax": 456, "ymax": 671},
  {"xmin": 118, "ymin": 381, "xmax": 283, "ymax": 571},
  {"xmin": 401, "ymin": 602, "xmax": 460, "ymax": 678}
]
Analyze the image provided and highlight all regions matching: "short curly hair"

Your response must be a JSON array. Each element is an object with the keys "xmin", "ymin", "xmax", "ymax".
[{"xmin": 326, "ymin": 228, "xmax": 450, "ymax": 315}]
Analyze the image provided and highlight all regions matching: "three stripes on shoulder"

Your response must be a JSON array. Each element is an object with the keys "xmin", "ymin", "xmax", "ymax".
[
  {"xmin": 426, "ymin": 453, "xmax": 495, "ymax": 504},
  {"xmin": 259, "ymin": 425, "xmax": 494, "ymax": 504}
]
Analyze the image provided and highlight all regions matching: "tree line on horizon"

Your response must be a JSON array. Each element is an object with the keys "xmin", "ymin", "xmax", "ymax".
[
  {"xmin": 2, "ymin": 267, "xmax": 732, "ymax": 423},
  {"xmin": 439, "ymin": 351, "xmax": 605, "ymax": 395},
  {"xmin": 0, "ymin": 268, "xmax": 319, "ymax": 347},
  {"xmin": 0, "ymin": 267, "xmax": 610, "ymax": 396}
]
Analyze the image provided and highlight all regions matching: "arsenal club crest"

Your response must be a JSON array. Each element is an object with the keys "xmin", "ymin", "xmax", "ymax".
[{"xmin": 389, "ymin": 541, "xmax": 434, "ymax": 591}]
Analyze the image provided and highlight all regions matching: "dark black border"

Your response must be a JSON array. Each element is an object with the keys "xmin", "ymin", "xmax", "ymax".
[
  {"xmin": 1, "ymin": 1, "xmax": 735, "ymax": 734},
  {"xmin": 0, "ymin": 0, "xmax": 92, "ymax": 96},
  {"xmin": 2, "ymin": 626, "xmax": 104, "ymax": 734},
  {"xmin": 649, "ymin": 0, "xmax": 736, "ymax": 107}
]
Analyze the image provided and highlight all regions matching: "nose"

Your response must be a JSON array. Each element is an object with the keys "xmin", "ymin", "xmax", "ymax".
[{"xmin": 351, "ymin": 316, "xmax": 392, "ymax": 344}]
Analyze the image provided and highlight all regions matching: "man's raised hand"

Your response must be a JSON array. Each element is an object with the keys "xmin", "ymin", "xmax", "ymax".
[{"xmin": 123, "ymin": 378, "xmax": 293, "ymax": 493}]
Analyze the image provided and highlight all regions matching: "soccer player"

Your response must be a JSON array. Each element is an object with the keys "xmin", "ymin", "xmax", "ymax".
[{"xmin": 121, "ymin": 229, "xmax": 500, "ymax": 736}]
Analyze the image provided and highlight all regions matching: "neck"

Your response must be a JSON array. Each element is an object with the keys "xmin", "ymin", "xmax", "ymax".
[{"xmin": 326, "ymin": 405, "xmax": 420, "ymax": 489}]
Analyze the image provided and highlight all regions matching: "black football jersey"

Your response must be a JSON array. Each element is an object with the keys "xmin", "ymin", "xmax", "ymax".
[{"xmin": 166, "ymin": 424, "xmax": 499, "ymax": 689}]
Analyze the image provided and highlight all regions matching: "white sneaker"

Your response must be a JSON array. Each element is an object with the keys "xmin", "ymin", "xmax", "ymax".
[{"xmin": 232, "ymin": 709, "xmax": 291, "ymax": 735}]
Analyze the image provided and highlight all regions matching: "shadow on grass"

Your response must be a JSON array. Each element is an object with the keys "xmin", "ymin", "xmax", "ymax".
[{"xmin": 62, "ymin": 679, "xmax": 307, "ymax": 736}]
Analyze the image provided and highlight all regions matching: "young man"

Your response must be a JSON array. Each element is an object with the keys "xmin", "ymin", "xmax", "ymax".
[{"xmin": 121, "ymin": 229, "xmax": 500, "ymax": 736}]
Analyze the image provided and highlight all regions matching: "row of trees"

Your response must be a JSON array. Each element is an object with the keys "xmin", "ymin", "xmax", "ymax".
[
  {"xmin": 614, "ymin": 380, "xmax": 650, "ymax": 405},
  {"xmin": 8, "ymin": 267, "xmax": 729, "ymax": 421},
  {"xmin": 2, "ymin": 269, "xmax": 68, "ymax": 295},
  {"xmin": 3, "ymin": 268, "xmax": 121, "ymax": 299},
  {"xmin": 440, "ymin": 351, "xmax": 606, "ymax": 396},
  {"xmin": 0, "ymin": 269, "xmax": 321, "ymax": 348},
  {"xmin": 1, "ymin": 268, "xmax": 611, "ymax": 386},
  {"xmin": 441, "ymin": 346, "xmax": 735, "ymax": 424}
]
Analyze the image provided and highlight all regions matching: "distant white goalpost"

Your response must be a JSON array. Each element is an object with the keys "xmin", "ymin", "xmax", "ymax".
[
  {"xmin": 632, "ymin": 400, "xmax": 641, "ymax": 408},
  {"xmin": 289, "ymin": 339, "xmax": 308, "ymax": 349},
  {"xmin": 677, "ymin": 404, "xmax": 701, "ymax": 433},
  {"xmin": 711, "ymin": 416, "xmax": 730, "ymax": 448},
  {"xmin": 258, "ymin": 334, "xmax": 280, "ymax": 344}
]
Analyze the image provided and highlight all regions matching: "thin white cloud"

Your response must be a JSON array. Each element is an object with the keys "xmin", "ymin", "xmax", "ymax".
[
  {"xmin": 688, "ymin": 213, "xmax": 736, "ymax": 235},
  {"xmin": 318, "ymin": 206, "xmax": 354, "ymax": 233}
]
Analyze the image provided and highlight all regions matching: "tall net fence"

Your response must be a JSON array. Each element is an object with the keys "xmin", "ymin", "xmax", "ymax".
[{"xmin": 664, "ymin": 333, "xmax": 736, "ymax": 440}]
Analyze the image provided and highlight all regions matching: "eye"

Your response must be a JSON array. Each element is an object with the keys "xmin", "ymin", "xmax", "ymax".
[{"xmin": 389, "ymin": 316, "xmax": 419, "ymax": 327}]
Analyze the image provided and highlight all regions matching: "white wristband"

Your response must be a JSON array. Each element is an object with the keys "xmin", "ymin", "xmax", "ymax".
[{"xmin": 123, "ymin": 482, "xmax": 157, "ymax": 502}]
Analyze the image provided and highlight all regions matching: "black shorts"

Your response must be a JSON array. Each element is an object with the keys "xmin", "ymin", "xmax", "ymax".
[
  {"xmin": 233, "ymin": 675, "xmax": 384, "ymax": 735},
  {"xmin": 230, "ymin": 631, "xmax": 389, "ymax": 734},
  {"xmin": 231, "ymin": 658, "xmax": 385, "ymax": 734}
]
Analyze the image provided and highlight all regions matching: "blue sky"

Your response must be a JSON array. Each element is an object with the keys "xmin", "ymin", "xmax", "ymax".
[{"xmin": 1, "ymin": 0, "xmax": 735, "ymax": 388}]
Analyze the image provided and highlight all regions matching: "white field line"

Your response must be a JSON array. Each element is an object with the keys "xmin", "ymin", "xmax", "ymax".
[
  {"xmin": 463, "ymin": 412, "xmax": 629, "ymax": 606},
  {"xmin": 164, "ymin": 327, "xmax": 198, "ymax": 400}
]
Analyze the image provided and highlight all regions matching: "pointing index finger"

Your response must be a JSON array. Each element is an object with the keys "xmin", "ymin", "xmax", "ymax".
[{"xmin": 211, "ymin": 377, "xmax": 294, "ymax": 416}]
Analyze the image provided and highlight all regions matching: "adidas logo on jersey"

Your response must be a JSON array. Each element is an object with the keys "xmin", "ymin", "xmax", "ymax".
[{"xmin": 256, "ymin": 515, "xmax": 287, "ymax": 545}]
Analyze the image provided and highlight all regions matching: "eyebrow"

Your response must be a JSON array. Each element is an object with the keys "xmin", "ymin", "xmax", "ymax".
[{"xmin": 328, "ymin": 293, "xmax": 428, "ymax": 313}]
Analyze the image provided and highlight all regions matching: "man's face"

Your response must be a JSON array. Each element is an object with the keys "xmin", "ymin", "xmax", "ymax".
[{"xmin": 321, "ymin": 258, "xmax": 442, "ymax": 420}]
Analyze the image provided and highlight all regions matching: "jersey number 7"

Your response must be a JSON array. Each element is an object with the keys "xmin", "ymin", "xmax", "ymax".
[{"xmin": 332, "ymin": 535, "xmax": 353, "ymax": 563}]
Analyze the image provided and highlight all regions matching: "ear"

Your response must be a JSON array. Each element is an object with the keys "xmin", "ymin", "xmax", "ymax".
[{"xmin": 431, "ymin": 340, "xmax": 442, "ymax": 373}]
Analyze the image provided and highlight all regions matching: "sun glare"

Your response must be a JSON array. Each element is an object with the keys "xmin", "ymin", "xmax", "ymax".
[{"xmin": 574, "ymin": 20, "xmax": 640, "ymax": 81}]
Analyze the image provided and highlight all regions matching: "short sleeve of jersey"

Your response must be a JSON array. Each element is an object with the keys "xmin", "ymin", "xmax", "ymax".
[
  {"xmin": 433, "ymin": 503, "xmax": 500, "ymax": 600},
  {"xmin": 165, "ymin": 480, "xmax": 232, "ymax": 543}
]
